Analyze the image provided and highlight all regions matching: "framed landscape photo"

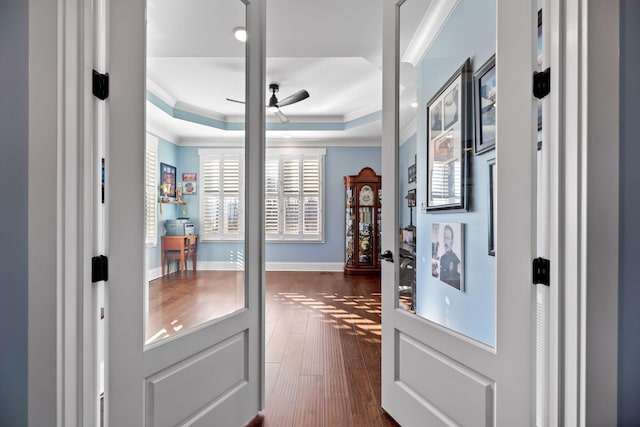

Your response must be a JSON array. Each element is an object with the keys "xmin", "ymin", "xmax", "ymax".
[
  {"xmin": 473, "ymin": 54, "xmax": 496, "ymax": 154},
  {"xmin": 160, "ymin": 162, "xmax": 177, "ymax": 198},
  {"xmin": 426, "ymin": 58, "xmax": 471, "ymax": 211}
]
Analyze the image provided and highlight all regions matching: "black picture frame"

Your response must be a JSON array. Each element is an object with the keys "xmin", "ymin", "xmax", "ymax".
[
  {"xmin": 473, "ymin": 54, "xmax": 496, "ymax": 155},
  {"xmin": 160, "ymin": 162, "xmax": 177, "ymax": 198},
  {"xmin": 426, "ymin": 58, "xmax": 471, "ymax": 212},
  {"xmin": 407, "ymin": 188, "xmax": 416, "ymax": 207},
  {"xmin": 488, "ymin": 159, "xmax": 496, "ymax": 256},
  {"xmin": 408, "ymin": 163, "xmax": 416, "ymax": 183}
]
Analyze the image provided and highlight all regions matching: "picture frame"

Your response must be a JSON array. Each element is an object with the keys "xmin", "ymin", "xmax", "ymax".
[
  {"xmin": 488, "ymin": 159, "xmax": 496, "ymax": 256},
  {"xmin": 426, "ymin": 58, "xmax": 471, "ymax": 211},
  {"xmin": 160, "ymin": 162, "xmax": 177, "ymax": 198},
  {"xmin": 408, "ymin": 163, "xmax": 416, "ymax": 183},
  {"xmin": 431, "ymin": 222, "xmax": 464, "ymax": 291},
  {"xmin": 407, "ymin": 188, "xmax": 416, "ymax": 207},
  {"xmin": 473, "ymin": 54, "xmax": 496, "ymax": 154},
  {"xmin": 182, "ymin": 172, "xmax": 197, "ymax": 195}
]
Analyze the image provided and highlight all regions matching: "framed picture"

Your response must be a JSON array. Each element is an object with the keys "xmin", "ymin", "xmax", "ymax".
[
  {"xmin": 407, "ymin": 189, "xmax": 416, "ymax": 207},
  {"xmin": 473, "ymin": 54, "xmax": 496, "ymax": 154},
  {"xmin": 431, "ymin": 222, "xmax": 464, "ymax": 291},
  {"xmin": 408, "ymin": 163, "xmax": 416, "ymax": 183},
  {"xmin": 182, "ymin": 173, "xmax": 197, "ymax": 195},
  {"xmin": 160, "ymin": 162, "xmax": 177, "ymax": 198},
  {"xmin": 488, "ymin": 159, "xmax": 496, "ymax": 256},
  {"xmin": 426, "ymin": 58, "xmax": 471, "ymax": 211}
]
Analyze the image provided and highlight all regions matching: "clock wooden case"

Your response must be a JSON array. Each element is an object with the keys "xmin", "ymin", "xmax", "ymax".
[{"xmin": 344, "ymin": 167, "xmax": 382, "ymax": 275}]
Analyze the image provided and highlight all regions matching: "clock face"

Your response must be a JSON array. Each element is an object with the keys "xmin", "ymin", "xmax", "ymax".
[{"xmin": 359, "ymin": 185, "xmax": 374, "ymax": 206}]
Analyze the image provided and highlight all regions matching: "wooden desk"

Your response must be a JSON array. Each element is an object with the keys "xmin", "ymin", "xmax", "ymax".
[{"xmin": 161, "ymin": 235, "xmax": 198, "ymax": 276}]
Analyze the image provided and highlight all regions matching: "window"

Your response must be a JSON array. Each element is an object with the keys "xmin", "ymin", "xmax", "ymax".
[
  {"xmin": 265, "ymin": 148, "xmax": 325, "ymax": 241},
  {"xmin": 199, "ymin": 149, "xmax": 244, "ymax": 240},
  {"xmin": 145, "ymin": 134, "xmax": 158, "ymax": 246},
  {"xmin": 198, "ymin": 147, "xmax": 324, "ymax": 242}
]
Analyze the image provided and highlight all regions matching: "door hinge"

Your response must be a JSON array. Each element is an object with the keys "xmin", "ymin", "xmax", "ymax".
[
  {"xmin": 92, "ymin": 255, "xmax": 109, "ymax": 283},
  {"xmin": 92, "ymin": 70, "xmax": 109, "ymax": 100},
  {"xmin": 533, "ymin": 68, "xmax": 550, "ymax": 99},
  {"xmin": 533, "ymin": 257, "xmax": 550, "ymax": 286}
]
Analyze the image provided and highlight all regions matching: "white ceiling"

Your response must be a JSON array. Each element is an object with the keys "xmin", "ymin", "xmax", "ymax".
[{"xmin": 146, "ymin": 0, "xmax": 436, "ymax": 144}]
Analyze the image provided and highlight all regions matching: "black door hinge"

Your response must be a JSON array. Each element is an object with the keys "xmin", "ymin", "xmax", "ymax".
[
  {"xmin": 92, "ymin": 70, "xmax": 109, "ymax": 100},
  {"xmin": 533, "ymin": 68, "xmax": 551, "ymax": 99},
  {"xmin": 92, "ymin": 255, "xmax": 109, "ymax": 283},
  {"xmin": 533, "ymin": 257, "xmax": 550, "ymax": 286}
]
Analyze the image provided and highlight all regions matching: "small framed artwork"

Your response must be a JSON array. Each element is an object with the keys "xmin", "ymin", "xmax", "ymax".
[
  {"xmin": 473, "ymin": 54, "xmax": 496, "ymax": 154},
  {"xmin": 488, "ymin": 159, "xmax": 496, "ymax": 256},
  {"xmin": 426, "ymin": 58, "xmax": 471, "ymax": 211},
  {"xmin": 182, "ymin": 173, "xmax": 197, "ymax": 195},
  {"xmin": 408, "ymin": 163, "xmax": 416, "ymax": 183},
  {"xmin": 431, "ymin": 222, "xmax": 464, "ymax": 291},
  {"xmin": 407, "ymin": 188, "xmax": 416, "ymax": 207},
  {"xmin": 160, "ymin": 162, "xmax": 177, "ymax": 198}
]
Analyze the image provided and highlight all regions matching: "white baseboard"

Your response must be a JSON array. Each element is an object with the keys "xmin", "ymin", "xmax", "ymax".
[
  {"xmin": 148, "ymin": 267, "xmax": 163, "ymax": 281},
  {"xmin": 149, "ymin": 261, "xmax": 343, "ymax": 277},
  {"xmin": 265, "ymin": 262, "xmax": 343, "ymax": 272}
]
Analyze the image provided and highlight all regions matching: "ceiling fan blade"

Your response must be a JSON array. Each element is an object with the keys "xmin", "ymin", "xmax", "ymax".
[
  {"xmin": 225, "ymin": 98, "xmax": 245, "ymax": 104},
  {"xmin": 273, "ymin": 108, "xmax": 290, "ymax": 124},
  {"xmin": 276, "ymin": 90, "xmax": 309, "ymax": 108}
]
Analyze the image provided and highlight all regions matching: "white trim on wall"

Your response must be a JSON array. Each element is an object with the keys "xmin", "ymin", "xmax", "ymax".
[{"xmin": 149, "ymin": 262, "xmax": 344, "ymax": 276}]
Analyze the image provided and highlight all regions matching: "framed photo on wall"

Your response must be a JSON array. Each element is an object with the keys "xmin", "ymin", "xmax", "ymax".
[
  {"xmin": 408, "ymin": 163, "xmax": 416, "ymax": 183},
  {"xmin": 431, "ymin": 222, "xmax": 464, "ymax": 291},
  {"xmin": 473, "ymin": 54, "xmax": 496, "ymax": 154},
  {"xmin": 182, "ymin": 173, "xmax": 197, "ymax": 195},
  {"xmin": 426, "ymin": 58, "xmax": 471, "ymax": 211},
  {"xmin": 160, "ymin": 162, "xmax": 177, "ymax": 198}
]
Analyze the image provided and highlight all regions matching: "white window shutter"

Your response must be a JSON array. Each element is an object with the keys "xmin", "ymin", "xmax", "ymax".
[{"xmin": 145, "ymin": 135, "xmax": 158, "ymax": 246}]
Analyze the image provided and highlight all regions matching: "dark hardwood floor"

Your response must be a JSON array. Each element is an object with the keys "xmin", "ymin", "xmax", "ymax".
[
  {"xmin": 147, "ymin": 270, "xmax": 400, "ymax": 426},
  {"xmin": 263, "ymin": 271, "xmax": 399, "ymax": 427}
]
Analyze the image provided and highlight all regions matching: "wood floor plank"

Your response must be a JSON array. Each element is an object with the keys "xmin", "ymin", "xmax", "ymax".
[{"xmin": 292, "ymin": 375, "xmax": 324, "ymax": 427}]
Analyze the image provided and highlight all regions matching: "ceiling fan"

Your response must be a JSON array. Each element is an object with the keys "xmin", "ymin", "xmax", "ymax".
[{"xmin": 226, "ymin": 83, "xmax": 310, "ymax": 124}]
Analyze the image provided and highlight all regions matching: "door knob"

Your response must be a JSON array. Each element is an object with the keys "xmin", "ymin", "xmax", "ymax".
[{"xmin": 380, "ymin": 250, "xmax": 394, "ymax": 263}]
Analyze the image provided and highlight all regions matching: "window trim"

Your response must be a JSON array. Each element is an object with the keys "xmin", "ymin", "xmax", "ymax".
[{"xmin": 198, "ymin": 147, "xmax": 325, "ymax": 243}]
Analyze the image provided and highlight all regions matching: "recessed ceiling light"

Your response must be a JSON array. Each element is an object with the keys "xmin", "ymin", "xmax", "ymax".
[
  {"xmin": 233, "ymin": 27, "xmax": 247, "ymax": 42},
  {"xmin": 411, "ymin": 101, "xmax": 418, "ymax": 108},
  {"xmin": 283, "ymin": 134, "xmax": 293, "ymax": 139}
]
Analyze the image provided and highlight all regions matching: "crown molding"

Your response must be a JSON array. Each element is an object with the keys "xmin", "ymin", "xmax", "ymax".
[{"xmin": 402, "ymin": 0, "xmax": 459, "ymax": 66}]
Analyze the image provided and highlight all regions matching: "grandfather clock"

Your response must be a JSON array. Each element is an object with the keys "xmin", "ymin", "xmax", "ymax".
[{"xmin": 344, "ymin": 167, "xmax": 382, "ymax": 275}]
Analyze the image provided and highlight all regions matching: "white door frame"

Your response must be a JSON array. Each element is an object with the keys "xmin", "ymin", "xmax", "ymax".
[{"xmin": 552, "ymin": 0, "xmax": 619, "ymax": 424}]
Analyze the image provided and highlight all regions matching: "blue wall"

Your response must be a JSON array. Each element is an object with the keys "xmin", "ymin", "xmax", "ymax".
[
  {"xmin": 619, "ymin": 0, "xmax": 640, "ymax": 423},
  {"xmin": 0, "ymin": 0, "xmax": 28, "ymax": 424},
  {"xmin": 148, "ymin": 139, "xmax": 381, "ymax": 269},
  {"xmin": 413, "ymin": 0, "xmax": 496, "ymax": 346}
]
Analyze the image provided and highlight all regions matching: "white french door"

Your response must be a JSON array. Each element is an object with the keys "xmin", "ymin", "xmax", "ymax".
[
  {"xmin": 381, "ymin": 0, "xmax": 537, "ymax": 425},
  {"xmin": 105, "ymin": 0, "xmax": 265, "ymax": 425}
]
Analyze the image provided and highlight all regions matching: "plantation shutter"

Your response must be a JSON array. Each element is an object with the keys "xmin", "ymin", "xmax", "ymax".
[
  {"xmin": 200, "ymin": 149, "xmax": 243, "ymax": 240},
  {"xmin": 265, "ymin": 148, "xmax": 324, "ymax": 241},
  {"xmin": 302, "ymin": 157, "xmax": 321, "ymax": 236},
  {"xmin": 265, "ymin": 159, "xmax": 280, "ymax": 237},
  {"xmin": 282, "ymin": 157, "xmax": 301, "ymax": 236},
  {"xmin": 145, "ymin": 135, "xmax": 158, "ymax": 246}
]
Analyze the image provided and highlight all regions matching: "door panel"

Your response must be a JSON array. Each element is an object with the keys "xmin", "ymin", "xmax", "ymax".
[
  {"xmin": 107, "ymin": 0, "xmax": 265, "ymax": 425},
  {"xmin": 382, "ymin": 0, "xmax": 536, "ymax": 424}
]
